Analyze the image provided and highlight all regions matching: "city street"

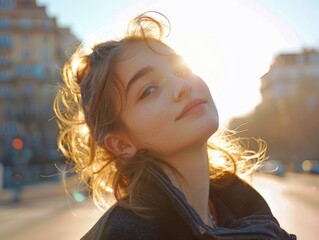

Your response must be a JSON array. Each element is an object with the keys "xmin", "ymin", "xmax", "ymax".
[
  {"xmin": 252, "ymin": 173, "xmax": 319, "ymax": 240},
  {"xmin": 0, "ymin": 173, "xmax": 318, "ymax": 240},
  {"xmin": 0, "ymin": 180, "xmax": 104, "ymax": 240},
  {"xmin": 1, "ymin": 2, "xmax": 318, "ymax": 240}
]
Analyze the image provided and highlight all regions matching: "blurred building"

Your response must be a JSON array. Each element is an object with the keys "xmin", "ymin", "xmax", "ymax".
[
  {"xmin": 229, "ymin": 48, "xmax": 319, "ymax": 166},
  {"xmin": 0, "ymin": 0, "xmax": 79, "ymax": 185},
  {"xmin": 260, "ymin": 49, "xmax": 319, "ymax": 110}
]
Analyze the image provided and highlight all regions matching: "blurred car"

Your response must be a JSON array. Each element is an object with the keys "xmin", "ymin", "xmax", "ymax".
[
  {"xmin": 258, "ymin": 160, "xmax": 287, "ymax": 177},
  {"xmin": 302, "ymin": 160, "xmax": 319, "ymax": 174},
  {"xmin": 293, "ymin": 161, "xmax": 305, "ymax": 173}
]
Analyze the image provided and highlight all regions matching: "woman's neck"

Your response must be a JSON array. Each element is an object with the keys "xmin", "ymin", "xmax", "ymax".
[{"xmin": 163, "ymin": 143, "xmax": 211, "ymax": 226}]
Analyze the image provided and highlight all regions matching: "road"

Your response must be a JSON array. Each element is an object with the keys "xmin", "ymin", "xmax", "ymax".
[
  {"xmin": 0, "ymin": 173, "xmax": 318, "ymax": 240},
  {"xmin": 251, "ymin": 173, "xmax": 319, "ymax": 240}
]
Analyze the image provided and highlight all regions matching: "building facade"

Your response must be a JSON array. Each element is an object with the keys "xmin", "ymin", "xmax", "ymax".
[
  {"xmin": 229, "ymin": 48, "xmax": 319, "ymax": 166},
  {"xmin": 0, "ymin": 0, "xmax": 79, "ymax": 185},
  {"xmin": 260, "ymin": 49, "xmax": 319, "ymax": 110}
]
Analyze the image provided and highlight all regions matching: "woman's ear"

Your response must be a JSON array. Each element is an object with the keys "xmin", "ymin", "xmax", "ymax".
[{"xmin": 103, "ymin": 133, "xmax": 137, "ymax": 159}]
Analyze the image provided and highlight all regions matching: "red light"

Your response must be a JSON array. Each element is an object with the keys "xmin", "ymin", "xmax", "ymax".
[{"xmin": 12, "ymin": 138, "xmax": 23, "ymax": 150}]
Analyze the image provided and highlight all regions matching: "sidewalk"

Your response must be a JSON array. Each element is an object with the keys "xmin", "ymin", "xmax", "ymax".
[
  {"xmin": 0, "ymin": 175, "xmax": 99, "ymax": 240},
  {"xmin": 0, "ymin": 176, "xmax": 81, "ymax": 204}
]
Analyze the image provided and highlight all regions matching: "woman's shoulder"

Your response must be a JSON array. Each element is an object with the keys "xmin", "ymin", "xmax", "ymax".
[
  {"xmin": 81, "ymin": 204, "xmax": 162, "ymax": 240},
  {"xmin": 105, "ymin": 205, "xmax": 161, "ymax": 239},
  {"xmin": 211, "ymin": 174, "xmax": 264, "ymax": 200},
  {"xmin": 80, "ymin": 205, "xmax": 116, "ymax": 240}
]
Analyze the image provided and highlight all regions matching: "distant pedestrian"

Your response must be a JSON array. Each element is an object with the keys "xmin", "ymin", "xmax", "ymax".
[
  {"xmin": 11, "ymin": 172, "xmax": 22, "ymax": 202},
  {"xmin": 54, "ymin": 11, "xmax": 296, "ymax": 240}
]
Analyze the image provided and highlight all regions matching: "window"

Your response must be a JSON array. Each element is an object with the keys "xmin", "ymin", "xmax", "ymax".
[
  {"xmin": 15, "ymin": 64, "xmax": 44, "ymax": 78},
  {"xmin": 0, "ymin": 0, "xmax": 16, "ymax": 9},
  {"xmin": 0, "ymin": 121, "xmax": 19, "ymax": 135},
  {"xmin": 41, "ymin": 50, "xmax": 49, "ymax": 60},
  {"xmin": 0, "ymin": 54, "xmax": 9, "ymax": 65},
  {"xmin": 4, "ymin": 103, "xmax": 17, "ymax": 118},
  {"xmin": 0, "ymin": 34, "xmax": 12, "ymax": 48},
  {"xmin": 0, "ymin": 18, "xmax": 10, "ymax": 28},
  {"xmin": 32, "ymin": 64, "xmax": 44, "ymax": 78},
  {"xmin": 21, "ymin": 50, "xmax": 30, "ymax": 59},
  {"xmin": 20, "ymin": 0, "xmax": 32, "ymax": 7},
  {"xmin": 21, "ymin": 18, "xmax": 31, "ymax": 29},
  {"xmin": 42, "ymin": 85, "xmax": 50, "ymax": 94},
  {"xmin": 41, "ymin": 20, "xmax": 50, "ymax": 29},
  {"xmin": 0, "ymin": 70, "xmax": 10, "ymax": 80},
  {"xmin": 21, "ymin": 102, "xmax": 35, "ymax": 117},
  {"xmin": 0, "ymin": 86, "xmax": 15, "ymax": 98},
  {"xmin": 21, "ymin": 34, "xmax": 29, "ymax": 42},
  {"xmin": 22, "ymin": 84, "xmax": 34, "ymax": 96},
  {"xmin": 309, "ymin": 53, "xmax": 319, "ymax": 64},
  {"xmin": 15, "ymin": 65, "xmax": 30, "ymax": 75}
]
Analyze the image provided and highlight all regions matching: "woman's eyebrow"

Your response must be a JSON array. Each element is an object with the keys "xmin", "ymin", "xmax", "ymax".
[{"xmin": 126, "ymin": 66, "xmax": 153, "ymax": 93}]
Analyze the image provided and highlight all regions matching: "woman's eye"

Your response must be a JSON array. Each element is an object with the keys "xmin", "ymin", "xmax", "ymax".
[{"xmin": 140, "ymin": 86, "xmax": 157, "ymax": 99}]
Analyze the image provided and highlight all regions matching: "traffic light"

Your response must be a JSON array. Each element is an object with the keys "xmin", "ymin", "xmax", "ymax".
[{"xmin": 12, "ymin": 138, "xmax": 23, "ymax": 151}]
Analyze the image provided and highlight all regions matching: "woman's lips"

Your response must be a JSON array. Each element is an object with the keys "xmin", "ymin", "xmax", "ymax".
[{"xmin": 176, "ymin": 99, "xmax": 206, "ymax": 120}]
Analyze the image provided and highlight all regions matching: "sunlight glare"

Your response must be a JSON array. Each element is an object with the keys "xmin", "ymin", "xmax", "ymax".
[
  {"xmin": 115, "ymin": 0, "xmax": 300, "ymax": 123},
  {"xmin": 40, "ymin": 0, "xmax": 302, "ymax": 124},
  {"xmin": 169, "ymin": 34, "xmax": 227, "ymax": 92}
]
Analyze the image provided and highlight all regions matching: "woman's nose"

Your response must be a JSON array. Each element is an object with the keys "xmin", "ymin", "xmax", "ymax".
[{"xmin": 173, "ymin": 76, "xmax": 191, "ymax": 101}]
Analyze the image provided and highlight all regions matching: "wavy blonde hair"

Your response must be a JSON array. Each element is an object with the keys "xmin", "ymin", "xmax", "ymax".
[{"xmin": 54, "ymin": 12, "xmax": 266, "ymax": 212}]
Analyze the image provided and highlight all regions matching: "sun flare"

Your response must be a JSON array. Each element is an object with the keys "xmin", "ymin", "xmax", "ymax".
[{"xmin": 117, "ymin": 0, "xmax": 299, "ymax": 124}]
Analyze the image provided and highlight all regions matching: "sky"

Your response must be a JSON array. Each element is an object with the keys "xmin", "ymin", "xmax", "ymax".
[{"xmin": 36, "ymin": 0, "xmax": 319, "ymax": 124}]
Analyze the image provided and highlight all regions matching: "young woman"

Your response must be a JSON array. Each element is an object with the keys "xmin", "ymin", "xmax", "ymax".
[{"xmin": 54, "ymin": 12, "xmax": 296, "ymax": 240}]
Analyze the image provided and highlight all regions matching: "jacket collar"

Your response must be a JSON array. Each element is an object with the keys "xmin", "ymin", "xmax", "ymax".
[{"xmin": 138, "ymin": 162, "xmax": 295, "ymax": 240}]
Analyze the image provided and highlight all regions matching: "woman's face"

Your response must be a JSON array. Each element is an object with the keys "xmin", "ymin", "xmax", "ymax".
[{"xmin": 115, "ymin": 41, "xmax": 219, "ymax": 159}]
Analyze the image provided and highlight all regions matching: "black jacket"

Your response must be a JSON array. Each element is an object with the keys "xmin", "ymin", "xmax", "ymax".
[{"xmin": 82, "ymin": 164, "xmax": 296, "ymax": 240}]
